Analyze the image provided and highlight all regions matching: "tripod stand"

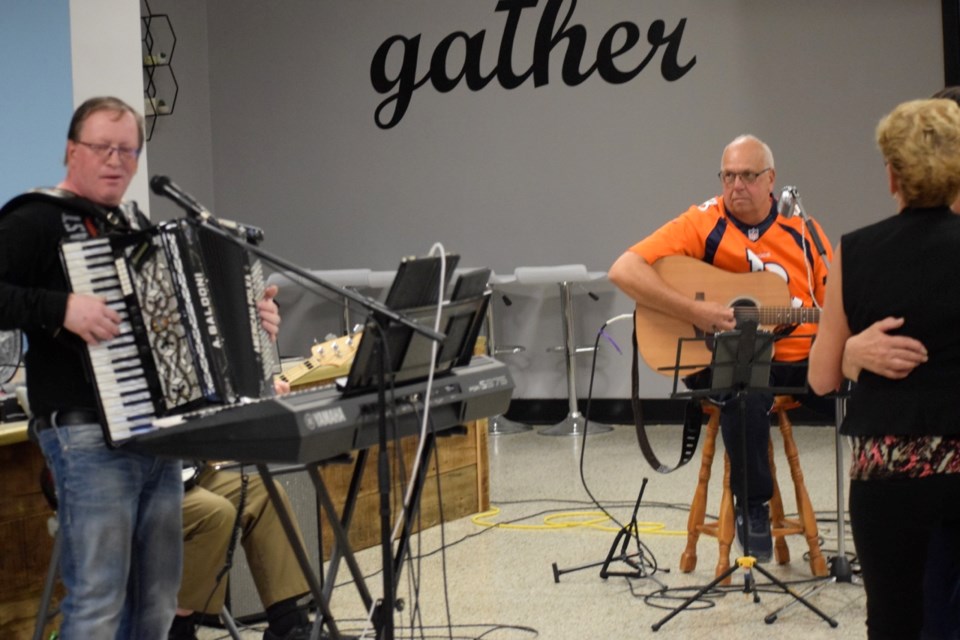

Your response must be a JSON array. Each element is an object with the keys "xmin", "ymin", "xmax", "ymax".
[
  {"xmin": 763, "ymin": 386, "xmax": 857, "ymax": 623},
  {"xmin": 551, "ymin": 478, "xmax": 664, "ymax": 585},
  {"xmin": 652, "ymin": 321, "xmax": 838, "ymax": 631}
]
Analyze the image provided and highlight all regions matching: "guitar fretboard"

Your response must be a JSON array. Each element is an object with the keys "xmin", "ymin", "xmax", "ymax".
[{"xmin": 734, "ymin": 306, "xmax": 820, "ymax": 325}]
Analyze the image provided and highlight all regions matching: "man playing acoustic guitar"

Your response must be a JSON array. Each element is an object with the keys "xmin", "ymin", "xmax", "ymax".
[{"xmin": 609, "ymin": 134, "xmax": 834, "ymax": 561}]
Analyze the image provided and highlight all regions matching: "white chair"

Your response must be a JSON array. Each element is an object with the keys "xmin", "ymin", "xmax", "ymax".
[
  {"xmin": 511, "ymin": 265, "xmax": 611, "ymax": 436},
  {"xmin": 485, "ymin": 272, "xmax": 532, "ymax": 434},
  {"xmin": 268, "ymin": 269, "xmax": 372, "ymax": 357},
  {"xmin": 366, "ymin": 269, "xmax": 396, "ymax": 292}
]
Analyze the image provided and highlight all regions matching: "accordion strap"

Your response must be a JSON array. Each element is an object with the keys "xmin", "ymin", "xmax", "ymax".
[{"xmin": 0, "ymin": 187, "xmax": 140, "ymax": 233}]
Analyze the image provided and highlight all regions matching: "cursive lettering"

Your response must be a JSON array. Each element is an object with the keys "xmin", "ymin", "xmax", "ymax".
[{"xmin": 370, "ymin": 0, "xmax": 697, "ymax": 129}]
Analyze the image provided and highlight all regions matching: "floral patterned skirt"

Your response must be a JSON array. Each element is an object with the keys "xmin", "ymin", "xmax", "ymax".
[{"xmin": 850, "ymin": 434, "xmax": 960, "ymax": 480}]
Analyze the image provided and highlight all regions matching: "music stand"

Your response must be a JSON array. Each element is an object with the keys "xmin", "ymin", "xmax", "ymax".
[{"xmin": 651, "ymin": 320, "xmax": 837, "ymax": 631}]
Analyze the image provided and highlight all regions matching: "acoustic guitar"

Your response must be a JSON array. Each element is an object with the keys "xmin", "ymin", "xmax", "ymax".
[{"xmin": 634, "ymin": 256, "xmax": 819, "ymax": 376}]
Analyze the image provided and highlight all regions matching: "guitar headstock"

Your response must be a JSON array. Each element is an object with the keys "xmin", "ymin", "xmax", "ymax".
[
  {"xmin": 309, "ymin": 331, "xmax": 362, "ymax": 367},
  {"xmin": 276, "ymin": 331, "xmax": 363, "ymax": 389}
]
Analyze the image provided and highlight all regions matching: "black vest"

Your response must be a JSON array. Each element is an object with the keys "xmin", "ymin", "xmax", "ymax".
[{"xmin": 841, "ymin": 205, "xmax": 960, "ymax": 437}]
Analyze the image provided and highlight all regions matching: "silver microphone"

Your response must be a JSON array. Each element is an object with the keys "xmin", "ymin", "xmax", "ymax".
[
  {"xmin": 778, "ymin": 184, "xmax": 831, "ymax": 267},
  {"xmin": 778, "ymin": 186, "xmax": 801, "ymax": 218},
  {"xmin": 150, "ymin": 175, "xmax": 265, "ymax": 245}
]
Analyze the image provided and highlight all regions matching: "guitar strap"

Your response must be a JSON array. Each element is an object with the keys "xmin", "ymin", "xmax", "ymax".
[{"xmin": 630, "ymin": 322, "xmax": 701, "ymax": 473}]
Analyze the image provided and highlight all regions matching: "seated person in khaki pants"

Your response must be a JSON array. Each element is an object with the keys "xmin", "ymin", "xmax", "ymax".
[{"xmin": 169, "ymin": 464, "xmax": 312, "ymax": 640}]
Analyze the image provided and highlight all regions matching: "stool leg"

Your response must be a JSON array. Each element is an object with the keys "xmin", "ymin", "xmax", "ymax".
[
  {"xmin": 715, "ymin": 454, "xmax": 734, "ymax": 585},
  {"xmin": 340, "ymin": 293, "xmax": 352, "ymax": 336},
  {"xmin": 680, "ymin": 410, "xmax": 720, "ymax": 573},
  {"xmin": 778, "ymin": 411, "xmax": 829, "ymax": 577},
  {"xmin": 768, "ymin": 439, "xmax": 792, "ymax": 565},
  {"xmin": 540, "ymin": 281, "xmax": 611, "ymax": 435},
  {"xmin": 485, "ymin": 293, "xmax": 531, "ymax": 435},
  {"xmin": 488, "ymin": 414, "xmax": 534, "ymax": 434},
  {"xmin": 33, "ymin": 526, "xmax": 61, "ymax": 640}
]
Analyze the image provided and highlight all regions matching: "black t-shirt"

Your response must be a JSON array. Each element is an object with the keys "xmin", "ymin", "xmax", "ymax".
[{"xmin": 0, "ymin": 192, "xmax": 130, "ymax": 419}]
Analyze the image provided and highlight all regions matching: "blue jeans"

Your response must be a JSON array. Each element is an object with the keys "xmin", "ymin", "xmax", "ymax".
[
  {"xmin": 38, "ymin": 421, "xmax": 183, "ymax": 639},
  {"xmin": 686, "ymin": 362, "xmax": 834, "ymax": 507}
]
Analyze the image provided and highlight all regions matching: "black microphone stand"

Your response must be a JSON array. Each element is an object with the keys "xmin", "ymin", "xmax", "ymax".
[
  {"xmin": 800, "ymin": 214, "xmax": 830, "ymax": 270},
  {"xmin": 163, "ymin": 193, "xmax": 444, "ymax": 640},
  {"xmin": 550, "ymin": 477, "xmax": 664, "ymax": 584},
  {"xmin": 651, "ymin": 322, "xmax": 837, "ymax": 631},
  {"xmin": 782, "ymin": 188, "xmax": 831, "ymax": 270}
]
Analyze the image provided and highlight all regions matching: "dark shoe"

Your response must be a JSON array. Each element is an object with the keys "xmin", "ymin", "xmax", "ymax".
[
  {"xmin": 263, "ymin": 622, "xmax": 313, "ymax": 640},
  {"xmin": 168, "ymin": 614, "xmax": 198, "ymax": 640},
  {"xmin": 735, "ymin": 502, "xmax": 773, "ymax": 562}
]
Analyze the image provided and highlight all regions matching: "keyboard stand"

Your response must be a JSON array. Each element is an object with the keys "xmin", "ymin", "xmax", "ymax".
[
  {"xmin": 256, "ymin": 430, "xmax": 445, "ymax": 640},
  {"xmin": 258, "ymin": 462, "xmax": 348, "ymax": 639}
]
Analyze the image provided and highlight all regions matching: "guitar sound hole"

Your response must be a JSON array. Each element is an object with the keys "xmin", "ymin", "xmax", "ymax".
[
  {"xmin": 704, "ymin": 299, "xmax": 757, "ymax": 352},
  {"xmin": 732, "ymin": 299, "xmax": 758, "ymax": 329}
]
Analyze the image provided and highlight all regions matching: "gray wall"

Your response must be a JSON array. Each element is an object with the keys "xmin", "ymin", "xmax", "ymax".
[{"xmin": 142, "ymin": 0, "xmax": 944, "ymax": 400}]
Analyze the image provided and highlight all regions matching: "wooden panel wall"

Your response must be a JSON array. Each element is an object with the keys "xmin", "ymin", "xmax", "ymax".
[{"xmin": 0, "ymin": 441, "xmax": 61, "ymax": 640}]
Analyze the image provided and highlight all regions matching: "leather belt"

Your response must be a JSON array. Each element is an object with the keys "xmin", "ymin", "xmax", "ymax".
[{"xmin": 33, "ymin": 408, "xmax": 100, "ymax": 431}]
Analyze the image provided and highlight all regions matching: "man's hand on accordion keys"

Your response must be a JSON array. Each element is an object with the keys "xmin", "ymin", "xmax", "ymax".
[
  {"xmin": 257, "ymin": 284, "xmax": 281, "ymax": 343},
  {"xmin": 64, "ymin": 293, "xmax": 123, "ymax": 345}
]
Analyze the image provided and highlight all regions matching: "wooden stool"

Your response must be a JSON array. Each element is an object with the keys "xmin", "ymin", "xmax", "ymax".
[{"xmin": 678, "ymin": 396, "xmax": 828, "ymax": 584}]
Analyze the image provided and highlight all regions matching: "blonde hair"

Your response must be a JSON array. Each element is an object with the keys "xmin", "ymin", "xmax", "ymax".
[{"xmin": 876, "ymin": 98, "xmax": 960, "ymax": 207}]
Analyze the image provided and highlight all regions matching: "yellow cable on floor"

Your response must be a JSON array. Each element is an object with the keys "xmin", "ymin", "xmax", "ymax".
[{"xmin": 472, "ymin": 506, "xmax": 687, "ymax": 536}]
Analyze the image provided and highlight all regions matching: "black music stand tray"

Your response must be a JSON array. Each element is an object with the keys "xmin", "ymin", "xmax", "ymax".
[{"xmin": 651, "ymin": 321, "xmax": 837, "ymax": 631}]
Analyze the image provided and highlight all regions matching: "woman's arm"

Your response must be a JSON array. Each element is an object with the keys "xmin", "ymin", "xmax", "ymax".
[
  {"xmin": 808, "ymin": 245, "xmax": 851, "ymax": 394},
  {"xmin": 841, "ymin": 316, "xmax": 927, "ymax": 381}
]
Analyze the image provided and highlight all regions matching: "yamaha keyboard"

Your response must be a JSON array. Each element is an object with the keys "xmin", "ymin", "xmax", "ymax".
[{"xmin": 127, "ymin": 356, "xmax": 513, "ymax": 464}]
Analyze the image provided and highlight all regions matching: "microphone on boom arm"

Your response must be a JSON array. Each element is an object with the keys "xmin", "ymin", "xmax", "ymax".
[
  {"xmin": 149, "ymin": 175, "xmax": 265, "ymax": 245},
  {"xmin": 777, "ymin": 185, "xmax": 830, "ymax": 267},
  {"xmin": 777, "ymin": 186, "xmax": 801, "ymax": 219}
]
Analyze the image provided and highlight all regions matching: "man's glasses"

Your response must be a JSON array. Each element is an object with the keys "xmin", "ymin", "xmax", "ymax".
[
  {"xmin": 76, "ymin": 141, "xmax": 141, "ymax": 162},
  {"xmin": 718, "ymin": 168, "xmax": 771, "ymax": 185}
]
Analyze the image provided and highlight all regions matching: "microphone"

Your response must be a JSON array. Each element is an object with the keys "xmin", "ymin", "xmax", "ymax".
[
  {"xmin": 778, "ymin": 186, "xmax": 801, "ymax": 218},
  {"xmin": 149, "ymin": 175, "xmax": 265, "ymax": 245},
  {"xmin": 777, "ymin": 185, "xmax": 830, "ymax": 267}
]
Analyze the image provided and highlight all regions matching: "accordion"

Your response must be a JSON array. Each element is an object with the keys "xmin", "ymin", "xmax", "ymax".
[{"xmin": 60, "ymin": 219, "xmax": 280, "ymax": 445}]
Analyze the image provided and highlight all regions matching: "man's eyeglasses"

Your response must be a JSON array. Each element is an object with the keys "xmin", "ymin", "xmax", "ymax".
[
  {"xmin": 76, "ymin": 141, "xmax": 141, "ymax": 162},
  {"xmin": 718, "ymin": 168, "xmax": 771, "ymax": 185}
]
